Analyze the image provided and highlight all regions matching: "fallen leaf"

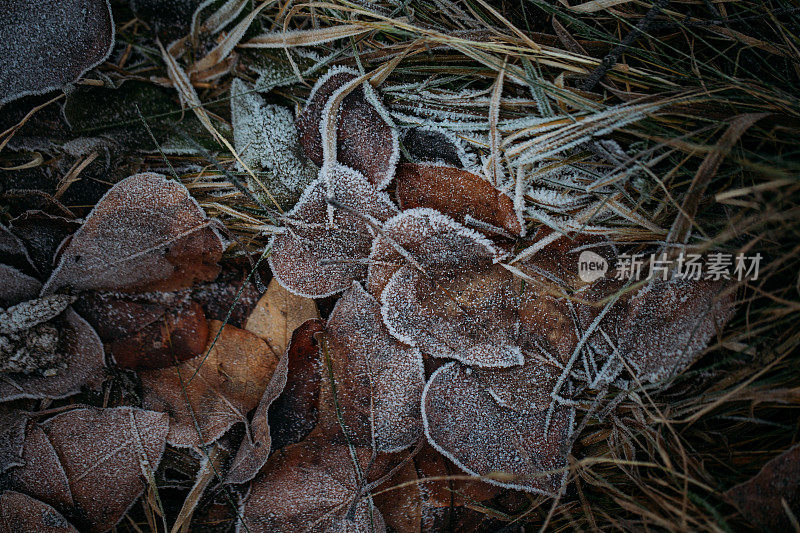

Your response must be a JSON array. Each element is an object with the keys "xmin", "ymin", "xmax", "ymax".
[
  {"xmin": 8, "ymin": 212, "xmax": 80, "ymax": 279},
  {"xmin": 0, "ymin": 408, "xmax": 26, "ymax": 474},
  {"xmin": 39, "ymin": 407, "xmax": 168, "ymax": 532},
  {"xmin": 42, "ymin": 173, "xmax": 224, "ymax": 295},
  {"xmin": 267, "ymin": 318, "xmax": 325, "ymax": 450},
  {"xmin": 0, "ymin": 491, "xmax": 78, "ymax": 533},
  {"xmin": 401, "ymin": 126, "xmax": 475, "ymax": 169},
  {"xmin": 239, "ymin": 436, "xmax": 387, "ymax": 532},
  {"xmin": 726, "ymin": 442, "xmax": 800, "ymax": 531},
  {"xmin": 0, "ymin": 225, "xmax": 36, "ymax": 277},
  {"xmin": 231, "ymin": 78, "xmax": 318, "ymax": 208},
  {"xmin": 396, "ymin": 163, "xmax": 522, "ymax": 236},
  {"xmin": 373, "ymin": 454, "xmax": 422, "ymax": 533},
  {"xmin": 0, "ymin": 265, "xmax": 40, "ymax": 308},
  {"xmin": 423, "ymin": 359, "xmax": 574, "ymax": 495},
  {"xmin": 321, "ymin": 282, "xmax": 425, "ymax": 452},
  {"xmin": 297, "ymin": 66, "xmax": 399, "ymax": 189},
  {"xmin": 140, "ymin": 320, "xmax": 280, "ymax": 447},
  {"xmin": 191, "ymin": 268, "xmax": 263, "ymax": 328},
  {"xmin": 268, "ymin": 164, "xmax": 398, "ymax": 298},
  {"xmin": 10, "ymin": 424, "xmax": 74, "ymax": 511},
  {"xmin": 0, "ymin": 308, "xmax": 107, "ymax": 402},
  {"xmin": 245, "ymin": 277, "xmax": 319, "ymax": 357},
  {"xmin": 412, "ymin": 444, "xmax": 500, "ymax": 510},
  {"xmin": 0, "ymin": 0, "xmax": 115, "ymax": 105}
]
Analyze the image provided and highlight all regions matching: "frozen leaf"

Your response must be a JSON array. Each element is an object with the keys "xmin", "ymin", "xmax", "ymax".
[
  {"xmin": 108, "ymin": 300, "xmax": 209, "ymax": 369},
  {"xmin": 0, "ymin": 295, "xmax": 73, "ymax": 335},
  {"xmin": 73, "ymin": 292, "xmax": 169, "ymax": 343},
  {"xmin": 10, "ymin": 424, "xmax": 74, "ymax": 511},
  {"xmin": 297, "ymin": 67, "xmax": 399, "ymax": 189},
  {"xmin": 0, "ymin": 408, "xmax": 26, "ymax": 473},
  {"xmin": 0, "ymin": 225, "xmax": 36, "ymax": 277},
  {"xmin": 367, "ymin": 208, "xmax": 505, "ymax": 300},
  {"xmin": 0, "ymin": 491, "xmax": 77, "ymax": 533},
  {"xmin": 0, "ymin": 309, "xmax": 107, "ymax": 402},
  {"xmin": 9, "ymin": 212, "xmax": 80, "ymax": 279},
  {"xmin": 231, "ymin": 78, "xmax": 318, "ymax": 208},
  {"xmin": 402, "ymin": 126, "xmax": 475, "ymax": 169},
  {"xmin": 726, "ymin": 442, "xmax": 800, "ymax": 531},
  {"xmin": 245, "ymin": 277, "xmax": 319, "ymax": 357},
  {"xmin": 268, "ymin": 319, "xmax": 325, "ymax": 450},
  {"xmin": 39, "ymin": 407, "xmax": 168, "ymax": 533},
  {"xmin": 0, "ymin": 265, "xmax": 40, "ymax": 308},
  {"xmin": 412, "ymin": 443, "xmax": 500, "ymax": 510},
  {"xmin": 239, "ymin": 436, "xmax": 387, "ymax": 533},
  {"xmin": 322, "ymin": 282, "xmax": 425, "ymax": 452},
  {"xmin": 140, "ymin": 320, "xmax": 280, "ymax": 447},
  {"xmin": 0, "ymin": 0, "xmax": 114, "ymax": 105},
  {"xmin": 192, "ymin": 268, "xmax": 263, "ymax": 328},
  {"xmin": 578, "ymin": 278, "xmax": 736, "ymax": 383},
  {"xmin": 268, "ymin": 164, "xmax": 398, "ymax": 298},
  {"xmin": 423, "ymin": 359, "xmax": 574, "ymax": 495},
  {"xmin": 42, "ymin": 173, "xmax": 224, "ymax": 295},
  {"xmin": 396, "ymin": 164, "xmax": 522, "ymax": 236}
]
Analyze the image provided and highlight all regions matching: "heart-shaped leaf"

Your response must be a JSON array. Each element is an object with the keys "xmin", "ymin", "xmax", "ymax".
[
  {"xmin": 42, "ymin": 173, "xmax": 224, "ymax": 295},
  {"xmin": 268, "ymin": 164, "xmax": 398, "ymax": 298},
  {"xmin": 297, "ymin": 66, "xmax": 399, "ymax": 189},
  {"xmin": 423, "ymin": 359, "xmax": 574, "ymax": 495},
  {"xmin": 0, "ymin": 0, "xmax": 114, "ymax": 105}
]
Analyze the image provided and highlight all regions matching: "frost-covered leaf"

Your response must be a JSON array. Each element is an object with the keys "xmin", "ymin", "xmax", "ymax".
[
  {"xmin": 322, "ymin": 282, "xmax": 424, "ymax": 452},
  {"xmin": 35, "ymin": 407, "xmax": 168, "ymax": 533},
  {"xmin": 245, "ymin": 277, "xmax": 319, "ymax": 357},
  {"xmin": 297, "ymin": 67, "xmax": 399, "ymax": 189},
  {"xmin": 367, "ymin": 207, "xmax": 505, "ymax": 300},
  {"xmin": 9, "ymin": 424, "xmax": 73, "ymax": 511},
  {"xmin": 423, "ymin": 359, "xmax": 573, "ymax": 495},
  {"xmin": 268, "ymin": 164, "xmax": 398, "ymax": 298},
  {"xmin": 42, "ymin": 173, "xmax": 224, "ymax": 295},
  {"xmin": 0, "ymin": 408, "xmax": 26, "ymax": 474},
  {"xmin": 231, "ymin": 78, "xmax": 318, "ymax": 208},
  {"xmin": 0, "ymin": 491, "xmax": 78, "ymax": 533},
  {"xmin": 140, "ymin": 320, "xmax": 280, "ymax": 447},
  {"xmin": 0, "ymin": 309, "xmax": 107, "ymax": 402},
  {"xmin": 267, "ymin": 318, "xmax": 325, "ymax": 450},
  {"xmin": 240, "ymin": 436, "xmax": 387, "ymax": 533},
  {"xmin": 726, "ymin": 442, "xmax": 800, "ymax": 531},
  {"xmin": 578, "ymin": 278, "xmax": 736, "ymax": 383},
  {"xmin": 402, "ymin": 126, "xmax": 475, "ymax": 169},
  {"xmin": 396, "ymin": 163, "xmax": 522, "ymax": 236},
  {"xmin": 0, "ymin": 225, "xmax": 36, "ymax": 277},
  {"xmin": 8, "ymin": 212, "xmax": 80, "ymax": 279},
  {"xmin": 0, "ymin": 265, "xmax": 40, "ymax": 308},
  {"xmin": 0, "ymin": 0, "xmax": 114, "ymax": 105}
]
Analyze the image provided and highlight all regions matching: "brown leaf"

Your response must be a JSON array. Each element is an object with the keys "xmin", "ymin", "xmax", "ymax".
[
  {"xmin": 0, "ymin": 491, "xmax": 78, "ymax": 533},
  {"xmin": 245, "ymin": 277, "xmax": 319, "ymax": 357},
  {"xmin": 0, "ymin": 225, "xmax": 36, "ymax": 277},
  {"xmin": 0, "ymin": 0, "xmax": 114, "ymax": 105},
  {"xmin": 141, "ymin": 320, "xmax": 280, "ymax": 447},
  {"xmin": 42, "ymin": 173, "xmax": 224, "ymax": 295},
  {"xmin": 396, "ymin": 163, "xmax": 522, "ymax": 236},
  {"xmin": 240, "ymin": 436, "xmax": 387, "ymax": 532},
  {"xmin": 373, "ymin": 455, "xmax": 422, "ymax": 533},
  {"xmin": 321, "ymin": 282, "xmax": 425, "ymax": 452},
  {"xmin": 578, "ymin": 277, "xmax": 736, "ymax": 383},
  {"xmin": 10, "ymin": 424, "xmax": 74, "ymax": 511},
  {"xmin": 267, "ymin": 318, "xmax": 325, "ymax": 450},
  {"xmin": 0, "ymin": 408, "xmax": 26, "ymax": 474},
  {"xmin": 0, "ymin": 309, "xmax": 107, "ymax": 402},
  {"xmin": 0, "ymin": 265, "xmax": 40, "ymax": 307},
  {"xmin": 412, "ymin": 444, "xmax": 500, "ymax": 509},
  {"xmin": 41, "ymin": 407, "xmax": 168, "ymax": 532},
  {"xmin": 401, "ymin": 126, "xmax": 473, "ymax": 169},
  {"xmin": 72, "ymin": 292, "xmax": 168, "ymax": 342},
  {"xmin": 109, "ymin": 300, "xmax": 209, "ymax": 369},
  {"xmin": 297, "ymin": 66, "xmax": 399, "ymax": 189},
  {"xmin": 191, "ymin": 268, "xmax": 264, "ymax": 328},
  {"xmin": 422, "ymin": 358, "xmax": 574, "ymax": 495},
  {"xmin": 726, "ymin": 442, "xmax": 800, "ymax": 531},
  {"xmin": 268, "ymin": 164, "xmax": 398, "ymax": 298}
]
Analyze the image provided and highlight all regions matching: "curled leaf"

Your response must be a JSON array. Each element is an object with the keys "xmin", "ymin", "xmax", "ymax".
[
  {"xmin": 140, "ymin": 320, "xmax": 280, "ymax": 447},
  {"xmin": 0, "ymin": 491, "xmax": 77, "ymax": 533},
  {"xmin": 297, "ymin": 67, "xmax": 399, "ymax": 189},
  {"xmin": 401, "ymin": 126, "xmax": 475, "ymax": 169},
  {"xmin": 396, "ymin": 163, "xmax": 522, "ymax": 236},
  {"xmin": 422, "ymin": 359, "xmax": 573, "ymax": 495},
  {"xmin": 42, "ymin": 173, "xmax": 224, "ymax": 295},
  {"xmin": 0, "ymin": 0, "xmax": 115, "ymax": 105},
  {"xmin": 268, "ymin": 164, "xmax": 398, "ymax": 298}
]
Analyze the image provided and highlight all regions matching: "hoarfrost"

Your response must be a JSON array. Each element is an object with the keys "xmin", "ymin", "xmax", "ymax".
[{"xmin": 0, "ymin": 490, "xmax": 78, "ymax": 532}]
